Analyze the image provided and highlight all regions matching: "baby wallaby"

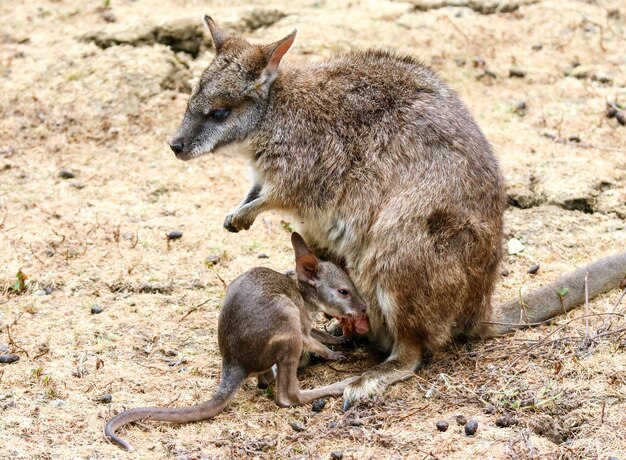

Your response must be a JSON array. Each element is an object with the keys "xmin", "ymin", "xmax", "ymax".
[{"xmin": 104, "ymin": 232, "xmax": 368, "ymax": 451}]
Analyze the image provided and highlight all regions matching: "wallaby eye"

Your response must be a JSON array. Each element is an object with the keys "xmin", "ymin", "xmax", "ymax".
[
  {"xmin": 209, "ymin": 108, "xmax": 230, "ymax": 121},
  {"xmin": 338, "ymin": 289, "xmax": 350, "ymax": 296}
]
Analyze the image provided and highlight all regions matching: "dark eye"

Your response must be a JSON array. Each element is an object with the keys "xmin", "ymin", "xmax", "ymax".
[
  {"xmin": 338, "ymin": 289, "xmax": 350, "ymax": 296},
  {"xmin": 209, "ymin": 108, "xmax": 230, "ymax": 121}
]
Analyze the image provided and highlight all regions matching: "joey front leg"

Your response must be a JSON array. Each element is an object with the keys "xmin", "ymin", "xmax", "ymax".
[
  {"xmin": 224, "ymin": 184, "xmax": 268, "ymax": 233},
  {"xmin": 302, "ymin": 335, "xmax": 345, "ymax": 361},
  {"xmin": 310, "ymin": 328, "xmax": 350, "ymax": 345}
]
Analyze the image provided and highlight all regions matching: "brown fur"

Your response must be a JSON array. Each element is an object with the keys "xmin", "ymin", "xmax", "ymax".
[{"xmin": 170, "ymin": 17, "xmax": 626, "ymax": 403}]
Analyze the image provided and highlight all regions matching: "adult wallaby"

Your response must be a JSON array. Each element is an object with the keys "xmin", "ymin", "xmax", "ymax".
[
  {"xmin": 105, "ymin": 232, "xmax": 368, "ymax": 451},
  {"xmin": 169, "ymin": 16, "xmax": 626, "ymax": 404}
]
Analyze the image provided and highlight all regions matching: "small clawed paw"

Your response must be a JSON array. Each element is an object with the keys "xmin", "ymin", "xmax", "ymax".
[
  {"xmin": 329, "ymin": 351, "xmax": 346, "ymax": 361},
  {"xmin": 224, "ymin": 213, "xmax": 254, "ymax": 232},
  {"xmin": 223, "ymin": 214, "xmax": 239, "ymax": 233},
  {"xmin": 338, "ymin": 334, "xmax": 353, "ymax": 344}
]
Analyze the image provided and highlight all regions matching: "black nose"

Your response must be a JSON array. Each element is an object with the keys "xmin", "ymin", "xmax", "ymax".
[{"xmin": 169, "ymin": 140, "xmax": 184, "ymax": 154}]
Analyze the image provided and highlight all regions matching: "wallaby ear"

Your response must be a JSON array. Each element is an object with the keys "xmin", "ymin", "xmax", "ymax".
[
  {"xmin": 204, "ymin": 15, "xmax": 228, "ymax": 52},
  {"xmin": 296, "ymin": 254, "xmax": 319, "ymax": 283},
  {"xmin": 262, "ymin": 29, "xmax": 297, "ymax": 82},
  {"xmin": 292, "ymin": 232, "xmax": 319, "ymax": 283},
  {"xmin": 291, "ymin": 232, "xmax": 312, "ymax": 259}
]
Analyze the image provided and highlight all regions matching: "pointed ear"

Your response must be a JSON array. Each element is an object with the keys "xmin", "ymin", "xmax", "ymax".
[
  {"xmin": 204, "ymin": 15, "xmax": 228, "ymax": 52},
  {"xmin": 296, "ymin": 254, "xmax": 319, "ymax": 284},
  {"xmin": 291, "ymin": 232, "xmax": 312, "ymax": 260},
  {"xmin": 292, "ymin": 232, "xmax": 319, "ymax": 283},
  {"xmin": 262, "ymin": 29, "xmax": 296, "ymax": 82}
]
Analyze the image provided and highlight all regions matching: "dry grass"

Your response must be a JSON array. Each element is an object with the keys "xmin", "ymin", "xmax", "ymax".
[{"xmin": 0, "ymin": 0, "xmax": 625, "ymax": 459}]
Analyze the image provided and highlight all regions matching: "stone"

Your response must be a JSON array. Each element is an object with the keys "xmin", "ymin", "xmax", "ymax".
[{"xmin": 507, "ymin": 238, "xmax": 525, "ymax": 255}]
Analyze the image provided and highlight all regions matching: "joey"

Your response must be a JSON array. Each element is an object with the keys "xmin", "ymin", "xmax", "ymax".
[{"xmin": 104, "ymin": 232, "xmax": 368, "ymax": 451}]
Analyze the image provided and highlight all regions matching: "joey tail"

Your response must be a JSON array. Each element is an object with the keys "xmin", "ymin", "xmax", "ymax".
[
  {"xmin": 485, "ymin": 251, "xmax": 626, "ymax": 337},
  {"xmin": 104, "ymin": 365, "xmax": 247, "ymax": 451}
]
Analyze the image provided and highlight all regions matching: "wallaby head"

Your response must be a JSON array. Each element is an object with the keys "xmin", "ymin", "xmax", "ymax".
[
  {"xmin": 291, "ymin": 232, "xmax": 367, "ymax": 320},
  {"xmin": 169, "ymin": 16, "xmax": 296, "ymax": 160}
]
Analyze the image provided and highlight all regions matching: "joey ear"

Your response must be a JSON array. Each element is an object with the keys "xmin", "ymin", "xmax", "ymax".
[
  {"xmin": 262, "ymin": 29, "xmax": 297, "ymax": 82},
  {"xmin": 204, "ymin": 15, "xmax": 228, "ymax": 52},
  {"xmin": 296, "ymin": 254, "xmax": 319, "ymax": 284},
  {"xmin": 291, "ymin": 232, "xmax": 312, "ymax": 260}
]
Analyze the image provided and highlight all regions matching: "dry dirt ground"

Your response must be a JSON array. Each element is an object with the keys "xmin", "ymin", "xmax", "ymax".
[{"xmin": 1, "ymin": 0, "xmax": 625, "ymax": 459}]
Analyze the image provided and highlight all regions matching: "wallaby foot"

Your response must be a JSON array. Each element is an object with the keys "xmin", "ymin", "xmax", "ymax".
[
  {"xmin": 257, "ymin": 366, "xmax": 277, "ymax": 389},
  {"xmin": 342, "ymin": 345, "xmax": 420, "ymax": 405}
]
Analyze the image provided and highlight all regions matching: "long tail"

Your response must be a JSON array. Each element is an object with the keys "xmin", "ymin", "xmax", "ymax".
[
  {"xmin": 486, "ymin": 251, "xmax": 626, "ymax": 337},
  {"xmin": 104, "ymin": 365, "xmax": 247, "ymax": 452}
]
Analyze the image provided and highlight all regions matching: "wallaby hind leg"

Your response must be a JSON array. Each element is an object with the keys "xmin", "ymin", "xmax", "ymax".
[
  {"xmin": 275, "ymin": 350, "xmax": 356, "ymax": 407},
  {"xmin": 342, "ymin": 342, "xmax": 419, "ymax": 405}
]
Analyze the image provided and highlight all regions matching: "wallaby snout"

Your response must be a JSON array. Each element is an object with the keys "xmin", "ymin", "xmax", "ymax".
[{"xmin": 169, "ymin": 138, "xmax": 184, "ymax": 156}]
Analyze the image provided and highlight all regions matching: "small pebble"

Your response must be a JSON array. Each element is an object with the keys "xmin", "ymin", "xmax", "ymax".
[
  {"xmin": 257, "ymin": 252, "xmax": 270, "ymax": 259},
  {"xmin": 527, "ymin": 264, "xmax": 540, "ymax": 274},
  {"xmin": 165, "ymin": 349, "xmax": 178, "ymax": 357},
  {"xmin": 289, "ymin": 420, "xmax": 306, "ymax": 432},
  {"xmin": 101, "ymin": 9, "xmax": 117, "ymax": 22},
  {"xmin": 464, "ymin": 420, "xmax": 479, "ymax": 436},
  {"xmin": 507, "ymin": 238, "xmax": 524, "ymax": 255},
  {"xmin": 616, "ymin": 111, "xmax": 626, "ymax": 126},
  {"xmin": 0, "ymin": 345, "xmax": 9, "ymax": 353},
  {"xmin": 91, "ymin": 305, "xmax": 103, "ymax": 314},
  {"xmin": 330, "ymin": 452, "xmax": 343, "ymax": 460},
  {"xmin": 0, "ymin": 354, "xmax": 20, "ymax": 364},
  {"xmin": 312, "ymin": 399, "xmax": 327, "ymax": 412},
  {"xmin": 456, "ymin": 415, "xmax": 467, "ymax": 425},
  {"xmin": 34, "ymin": 290, "xmax": 47, "ymax": 296},
  {"xmin": 496, "ymin": 415, "xmax": 519, "ymax": 428},
  {"xmin": 568, "ymin": 135, "xmax": 581, "ymax": 143},
  {"xmin": 96, "ymin": 393, "xmax": 112, "ymax": 404},
  {"xmin": 607, "ymin": 457, "xmax": 620, "ymax": 460},
  {"xmin": 472, "ymin": 56, "xmax": 486, "ymax": 68},
  {"xmin": 509, "ymin": 68, "xmax": 527, "ymax": 78},
  {"xmin": 59, "ymin": 169, "xmax": 75, "ymax": 179},
  {"xmin": 205, "ymin": 254, "xmax": 220, "ymax": 265},
  {"xmin": 501, "ymin": 268, "xmax": 510, "ymax": 277},
  {"xmin": 167, "ymin": 230, "xmax": 183, "ymax": 241},
  {"xmin": 483, "ymin": 404, "xmax": 496, "ymax": 414},
  {"xmin": 542, "ymin": 132, "xmax": 557, "ymax": 140},
  {"xmin": 436, "ymin": 420, "xmax": 449, "ymax": 432},
  {"xmin": 514, "ymin": 101, "xmax": 527, "ymax": 114},
  {"xmin": 532, "ymin": 44, "xmax": 543, "ymax": 51},
  {"xmin": 607, "ymin": 106, "xmax": 618, "ymax": 119}
]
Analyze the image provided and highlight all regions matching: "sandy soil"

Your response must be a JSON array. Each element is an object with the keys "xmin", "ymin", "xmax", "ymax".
[{"xmin": 0, "ymin": 0, "xmax": 625, "ymax": 459}]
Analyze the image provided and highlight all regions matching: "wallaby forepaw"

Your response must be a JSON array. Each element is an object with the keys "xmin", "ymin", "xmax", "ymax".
[
  {"xmin": 223, "ymin": 214, "xmax": 240, "ymax": 233},
  {"xmin": 223, "ymin": 213, "xmax": 254, "ymax": 232},
  {"xmin": 328, "ymin": 351, "xmax": 346, "ymax": 361}
]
